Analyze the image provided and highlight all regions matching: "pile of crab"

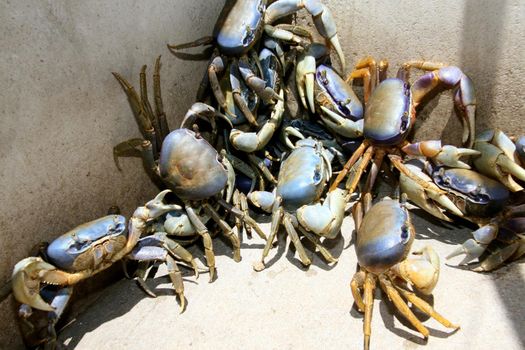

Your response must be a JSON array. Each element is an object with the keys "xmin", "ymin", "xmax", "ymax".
[{"xmin": 5, "ymin": 1, "xmax": 525, "ymax": 349}]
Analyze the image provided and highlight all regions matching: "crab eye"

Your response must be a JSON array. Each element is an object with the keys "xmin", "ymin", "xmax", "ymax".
[
  {"xmin": 313, "ymin": 169, "xmax": 322, "ymax": 182},
  {"xmin": 400, "ymin": 225, "xmax": 410, "ymax": 244}
]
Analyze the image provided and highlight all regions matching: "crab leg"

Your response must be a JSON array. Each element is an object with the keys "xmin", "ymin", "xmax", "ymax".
[
  {"xmin": 263, "ymin": 24, "xmax": 311, "ymax": 46},
  {"xmin": 203, "ymin": 203, "xmax": 241, "ymax": 262},
  {"xmin": 406, "ymin": 62, "xmax": 476, "ymax": 147},
  {"xmin": 378, "ymin": 275, "xmax": 429, "ymax": 339},
  {"xmin": 347, "ymin": 57, "xmax": 379, "ymax": 104},
  {"xmin": 396, "ymin": 287, "xmax": 459, "ymax": 329},
  {"xmin": 230, "ymin": 61, "xmax": 259, "ymax": 127},
  {"xmin": 350, "ymin": 270, "xmax": 366, "ymax": 312},
  {"xmin": 185, "ymin": 205, "xmax": 216, "ymax": 282},
  {"xmin": 265, "ymin": 0, "xmax": 345, "ymax": 72},
  {"xmin": 254, "ymin": 198, "xmax": 283, "ymax": 271},
  {"xmin": 167, "ymin": 36, "xmax": 214, "ymax": 50},
  {"xmin": 238, "ymin": 56, "xmax": 282, "ymax": 105},
  {"xmin": 230, "ymin": 89, "xmax": 285, "ymax": 153},
  {"xmin": 298, "ymin": 227, "xmax": 338, "ymax": 264},
  {"xmin": 329, "ymin": 140, "xmax": 368, "ymax": 191},
  {"xmin": 363, "ymin": 272, "xmax": 376, "ymax": 350},
  {"xmin": 345, "ymin": 145, "xmax": 375, "ymax": 194},
  {"xmin": 283, "ymin": 213, "xmax": 312, "ymax": 266},
  {"xmin": 153, "ymin": 56, "xmax": 170, "ymax": 139},
  {"xmin": 140, "ymin": 64, "xmax": 162, "ymax": 152},
  {"xmin": 112, "ymin": 72, "xmax": 157, "ymax": 153},
  {"xmin": 217, "ymin": 198, "xmax": 267, "ymax": 241}
]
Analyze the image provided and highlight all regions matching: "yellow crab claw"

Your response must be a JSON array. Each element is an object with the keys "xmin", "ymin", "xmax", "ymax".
[
  {"xmin": 12, "ymin": 257, "xmax": 57, "ymax": 311},
  {"xmin": 391, "ymin": 246, "xmax": 440, "ymax": 295}
]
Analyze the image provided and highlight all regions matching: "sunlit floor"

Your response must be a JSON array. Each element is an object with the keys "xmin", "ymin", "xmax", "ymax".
[{"xmin": 57, "ymin": 202, "xmax": 525, "ymax": 350}]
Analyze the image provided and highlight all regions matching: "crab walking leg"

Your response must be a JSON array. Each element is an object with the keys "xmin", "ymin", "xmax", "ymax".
[
  {"xmin": 153, "ymin": 56, "xmax": 170, "ymax": 140},
  {"xmin": 363, "ymin": 149, "xmax": 386, "ymax": 193},
  {"xmin": 283, "ymin": 214, "xmax": 312, "ymax": 266},
  {"xmin": 378, "ymin": 276, "xmax": 429, "ymax": 339},
  {"xmin": 248, "ymin": 153, "xmax": 277, "ymax": 184},
  {"xmin": 127, "ymin": 245, "xmax": 186, "ymax": 310},
  {"xmin": 140, "ymin": 64, "xmax": 162, "ymax": 153},
  {"xmin": 239, "ymin": 192, "xmax": 253, "ymax": 238},
  {"xmin": 347, "ymin": 57, "xmax": 379, "ymax": 104},
  {"xmin": 265, "ymin": 0, "xmax": 345, "ymax": 72},
  {"xmin": 185, "ymin": 205, "xmax": 216, "ymax": 282},
  {"xmin": 232, "ymin": 190, "xmax": 244, "ymax": 236},
  {"xmin": 217, "ymin": 198, "xmax": 267, "ymax": 241},
  {"xmin": 363, "ymin": 273, "xmax": 376, "ymax": 350},
  {"xmin": 155, "ymin": 232, "xmax": 199, "ymax": 278},
  {"xmin": 254, "ymin": 200, "xmax": 284, "ymax": 271},
  {"xmin": 203, "ymin": 203, "xmax": 241, "ymax": 262},
  {"xmin": 298, "ymin": 226, "xmax": 338, "ymax": 264},
  {"xmin": 329, "ymin": 140, "xmax": 368, "ymax": 191},
  {"xmin": 396, "ymin": 287, "xmax": 459, "ymax": 329},
  {"xmin": 345, "ymin": 145, "xmax": 375, "ymax": 194},
  {"xmin": 350, "ymin": 270, "xmax": 366, "ymax": 312},
  {"xmin": 264, "ymin": 24, "xmax": 312, "ymax": 46},
  {"xmin": 238, "ymin": 56, "xmax": 283, "ymax": 104},
  {"xmin": 407, "ymin": 62, "xmax": 476, "ymax": 147},
  {"xmin": 112, "ymin": 72, "xmax": 157, "ymax": 153},
  {"xmin": 167, "ymin": 36, "xmax": 214, "ymax": 50},
  {"xmin": 230, "ymin": 61, "xmax": 259, "ymax": 127},
  {"xmin": 230, "ymin": 89, "xmax": 285, "ymax": 153}
]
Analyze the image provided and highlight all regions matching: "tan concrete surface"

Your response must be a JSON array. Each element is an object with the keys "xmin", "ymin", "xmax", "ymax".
[
  {"xmin": 1, "ymin": 0, "xmax": 524, "ymax": 348},
  {"xmin": 56, "ymin": 208, "xmax": 525, "ymax": 350}
]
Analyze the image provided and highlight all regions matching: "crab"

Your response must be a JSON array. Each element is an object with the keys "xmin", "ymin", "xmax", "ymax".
[
  {"xmin": 247, "ymin": 138, "xmax": 346, "ymax": 271},
  {"xmin": 328, "ymin": 57, "xmax": 478, "ymax": 198},
  {"xmin": 112, "ymin": 59, "xmax": 267, "ymax": 281},
  {"xmin": 168, "ymin": 0, "xmax": 345, "ymax": 126},
  {"xmin": 471, "ymin": 129, "xmax": 525, "ymax": 192},
  {"xmin": 350, "ymin": 195, "xmax": 458, "ymax": 350},
  {"xmin": 11, "ymin": 191, "xmax": 192, "ymax": 348},
  {"xmin": 398, "ymin": 158, "xmax": 525, "ymax": 271},
  {"xmin": 295, "ymin": 43, "xmax": 364, "ymax": 138}
]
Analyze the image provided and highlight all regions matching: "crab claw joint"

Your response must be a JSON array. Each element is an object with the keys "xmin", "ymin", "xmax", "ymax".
[{"xmin": 12, "ymin": 257, "xmax": 59, "ymax": 312}]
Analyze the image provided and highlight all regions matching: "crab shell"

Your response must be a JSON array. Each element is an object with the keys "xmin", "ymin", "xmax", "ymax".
[
  {"xmin": 315, "ymin": 64, "xmax": 363, "ymax": 122},
  {"xmin": 214, "ymin": 0, "xmax": 265, "ymax": 56},
  {"xmin": 364, "ymin": 78, "xmax": 413, "ymax": 145},
  {"xmin": 159, "ymin": 129, "xmax": 228, "ymax": 200},
  {"xmin": 432, "ymin": 167, "xmax": 509, "ymax": 218},
  {"xmin": 46, "ymin": 215, "xmax": 127, "ymax": 272},
  {"xmin": 276, "ymin": 139, "xmax": 330, "ymax": 211},
  {"xmin": 356, "ymin": 199, "xmax": 415, "ymax": 274}
]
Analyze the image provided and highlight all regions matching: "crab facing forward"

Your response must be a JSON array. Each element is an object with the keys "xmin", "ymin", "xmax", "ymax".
[
  {"xmin": 328, "ymin": 57, "xmax": 478, "ymax": 198},
  {"xmin": 350, "ymin": 195, "xmax": 458, "ymax": 350},
  {"xmin": 11, "ymin": 191, "xmax": 191, "ymax": 348},
  {"xmin": 112, "ymin": 58, "xmax": 267, "ymax": 281},
  {"xmin": 248, "ymin": 138, "xmax": 346, "ymax": 270}
]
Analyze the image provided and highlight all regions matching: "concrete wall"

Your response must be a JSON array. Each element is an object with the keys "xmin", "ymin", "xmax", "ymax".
[
  {"xmin": 0, "ymin": 1, "xmax": 224, "ymax": 347},
  {"xmin": 0, "ymin": 0, "xmax": 523, "ymax": 348}
]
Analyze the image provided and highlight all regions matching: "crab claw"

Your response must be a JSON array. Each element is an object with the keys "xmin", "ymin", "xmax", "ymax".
[
  {"xmin": 446, "ymin": 224, "xmax": 499, "ymax": 265},
  {"xmin": 145, "ymin": 190, "xmax": 182, "ymax": 219},
  {"xmin": 296, "ymin": 48, "xmax": 318, "ymax": 111},
  {"xmin": 12, "ymin": 257, "xmax": 61, "ymax": 311},
  {"xmin": 296, "ymin": 188, "xmax": 345, "ymax": 239},
  {"xmin": 181, "ymin": 102, "xmax": 233, "ymax": 130},
  {"xmin": 392, "ymin": 246, "xmax": 440, "ymax": 295},
  {"xmin": 399, "ymin": 161, "xmax": 463, "ymax": 221},
  {"xmin": 402, "ymin": 141, "xmax": 480, "ymax": 169},
  {"xmin": 473, "ymin": 130, "xmax": 525, "ymax": 192}
]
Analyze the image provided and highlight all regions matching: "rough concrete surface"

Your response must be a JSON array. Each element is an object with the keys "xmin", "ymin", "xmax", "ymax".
[
  {"xmin": 1, "ymin": 0, "xmax": 524, "ymax": 349},
  {"xmin": 56, "ymin": 208, "xmax": 525, "ymax": 350}
]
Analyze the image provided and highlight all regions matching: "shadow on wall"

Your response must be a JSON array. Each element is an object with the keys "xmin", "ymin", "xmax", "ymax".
[{"xmin": 461, "ymin": 1, "xmax": 525, "ymax": 348}]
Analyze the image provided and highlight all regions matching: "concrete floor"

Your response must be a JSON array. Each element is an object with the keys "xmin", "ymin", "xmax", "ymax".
[{"xmin": 55, "ymin": 204, "xmax": 525, "ymax": 350}]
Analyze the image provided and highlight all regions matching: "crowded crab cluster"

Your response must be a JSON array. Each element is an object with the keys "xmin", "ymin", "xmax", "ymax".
[{"xmin": 6, "ymin": 1, "xmax": 525, "ymax": 349}]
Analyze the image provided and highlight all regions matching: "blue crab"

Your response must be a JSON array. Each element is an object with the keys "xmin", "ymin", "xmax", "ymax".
[
  {"xmin": 350, "ymin": 195, "xmax": 458, "ymax": 350},
  {"xmin": 329, "ymin": 57, "xmax": 478, "ymax": 196},
  {"xmin": 11, "ymin": 191, "xmax": 191, "ymax": 348},
  {"xmin": 112, "ymin": 58, "xmax": 267, "ymax": 281},
  {"xmin": 168, "ymin": 0, "xmax": 345, "ymax": 126},
  {"xmin": 248, "ymin": 138, "xmax": 346, "ymax": 270},
  {"xmin": 398, "ymin": 158, "xmax": 525, "ymax": 271}
]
